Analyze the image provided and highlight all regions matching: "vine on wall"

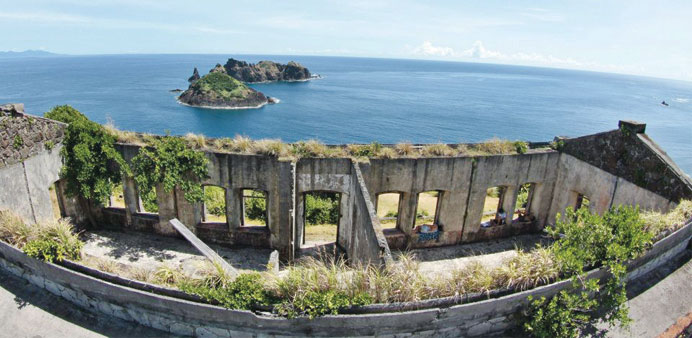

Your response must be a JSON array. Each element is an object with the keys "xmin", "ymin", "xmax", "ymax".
[
  {"xmin": 44, "ymin": 105, "xmax": 129, "ymax": 205},
  {"xmin": 131, "ymin": 135, "xmax": 209, "ymax": 204}
]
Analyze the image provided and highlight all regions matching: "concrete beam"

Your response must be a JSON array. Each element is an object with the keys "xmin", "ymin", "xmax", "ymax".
[{"xmin": 169, "ymin": 218, "xmax": 238, "ymax": 278}]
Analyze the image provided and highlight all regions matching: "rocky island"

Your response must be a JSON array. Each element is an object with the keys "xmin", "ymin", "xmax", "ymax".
[
  {"xmin": 178, "ymin": 72, "xmax": 271, "ymax": 109},
  {"xmin": 213, "ymin": 58, "xmax": 314, "ymax": 83},
  {"xmin": 178, "ymin": 58, "xmax": 314, "ymax": 109}
]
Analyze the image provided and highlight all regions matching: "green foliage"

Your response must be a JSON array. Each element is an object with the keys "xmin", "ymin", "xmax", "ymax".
[
  {"xmin": 180, "ymin": 273, "xmax": 274, "ymax": 310},
  {"xmin": 131, "ymin": 135, "xmax": 209, "ymax": 204},
  {"xmin": 278, "ymin": 290, "xmax": 372, "ymax": 319},
  {"xmin": 516, "ymin": 184, "xmax": 530, "ymax": 210},
  {"xmin": 244, "ymin": 190, "xmax": 267, "ymax": 223},
  {"xmin": 524, "ymin": 206, "xmax": 652, "ymax": 337},
  {"xmin": 21, "ymin": 218, "xmax": 83, "ymax": 263},
  {"xmin": 514, "ymin": 141, "xmax": 529, "ymax": 154},
  {"xmin": 140, "ymin": 188, "xmax": 159, "ymax": 213},
  {"xmin": 24, "ymin": 238, "xmax": 75, "ymax": 263},
  {"xmin": 45, "ymin": 105, "xmax": 128, "ymax": 203},
  {"xmin": 204, "ymin": 186, "xmax": 226, "ymax": 216},
  {"xmin": 305, "ymin": 192, "xmax": 340, "ymax": 225},
  {"xmin": 13, "ymin": 134, "xmax": 23, "ymax": 149},
  {"xmin": 550, "ymin": 139, "xmax": 566, "ymax": 151},
  {"xmin": 347, "ymin": 142, "xmax": 382, "ymax": 157},
  {"xmin": 44, "ymin": 140, "xmax": 55, "ymax": 151},
  {"xmin": 191, "ymin": 72, "xmax": 250, "ymax": 100}
]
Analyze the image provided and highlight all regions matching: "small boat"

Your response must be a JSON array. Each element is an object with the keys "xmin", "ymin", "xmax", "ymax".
[{"xmin": 661, "ymin": 100, "xmax": 669, "ymax": 106}]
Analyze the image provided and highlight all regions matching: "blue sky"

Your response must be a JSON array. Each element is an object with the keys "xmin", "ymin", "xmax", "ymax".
[{"xmin": 2, "ymin": 0, "xmax": 692, "ymax": 81}]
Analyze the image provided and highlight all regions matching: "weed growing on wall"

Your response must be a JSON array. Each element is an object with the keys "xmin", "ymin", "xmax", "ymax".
[
  {"xmin": 44, "ymin": 105, "xmax": 129, "ymax": 204},
  {"xmin": 13, "ymin": 134, "xmax": 23, "ymax": 149},
  {"xmin": 131, "ymin": 135, "xmax": 209, "ymax": 203}
]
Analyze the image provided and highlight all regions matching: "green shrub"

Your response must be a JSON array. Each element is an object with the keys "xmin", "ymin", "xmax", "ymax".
[
  {"xmin": 204, "ymin": 186, "xmax": 226, "ymax": 216},
  {"xmin": 180, "ymin": 273, "xmax": 274, "ymax": 310},
  {"xmin": 279, "ymin": 290, "xmax": 372, "ymax": 319},
  {"xmin": 131, "ymin": 135, "xmax": 209, "ymax": 204},
  {"xmin": 514, "ymin": 141, "xmax": 529, "ymax": 154},
  {"xmin": 45, "ymin": 105, "xmax": 129, "ymax": 204},
  {"xmin": 140, "ymin": 188, "xmax": 159, "ymax": 213},
  {"xmin": 305, "ymin": 192, "xmax": 340, "ymax": 225},
  {"xmin": 22, "ymin": 218, "xmax": 83, "ymax": 263},
  {"xmin": 524, "ymin": 206, "xmax": 652, "ymax": 337},
  {"xmin": 244, "ymin": 190, "xmax": 267, "ymax": 223},
  {"xmin": 44, "ymin": 140, "xmax": 55, "ymax": 151}
]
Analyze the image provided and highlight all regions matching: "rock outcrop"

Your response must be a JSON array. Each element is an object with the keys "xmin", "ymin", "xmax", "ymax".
[
  {"xmin": 178, "ymin": 72, "xmax": 268, "ymax": 109},
  {"xmin": 221, "ymin": 58, "xmax": 312, "ymax": 83},
  {"xmin": 188, "ymin": 67, "xmax": 200, "ymax": 83}
]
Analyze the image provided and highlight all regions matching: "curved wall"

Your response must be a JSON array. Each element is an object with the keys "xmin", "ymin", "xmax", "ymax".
[{"xmin": 0, "ymin": 221, "xmax": 689, "ymax": 337}]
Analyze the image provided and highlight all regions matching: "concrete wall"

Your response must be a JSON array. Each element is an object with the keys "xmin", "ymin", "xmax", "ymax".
[
  {"xmin": 88, "ymin": 142, "xmax": 683, "ymax": 264},
  {"xmin": 549, "ymin": 153, "xmax": 675, "ymax": 223},
  {"xmin": 1, "ymin": 220, "xmax": 688, "ymax": 337},
  {"xmin": 105, "ymin": 145, "xmax": 295, "ymax": 259},
  {"xmin": 360, "ymin": 152, "xmax": 560, "ymax": 248}
]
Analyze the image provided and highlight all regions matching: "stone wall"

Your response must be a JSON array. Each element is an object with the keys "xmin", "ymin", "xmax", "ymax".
[
  {"xmin": 0, "ymin": 104, "xmax": 66, "ymax": 223},
  {"xmin": 0, "ymin": 103, "xmax": 65, "ymax": 169},
  {"xmin": 560, "ymin": 120, "xmax": 692, "ymax": 202}
]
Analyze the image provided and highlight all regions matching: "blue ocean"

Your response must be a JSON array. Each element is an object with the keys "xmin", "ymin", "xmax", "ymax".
[{"xmin": 1, "ymin": 54, "xmax": 690, "ymax": 173}]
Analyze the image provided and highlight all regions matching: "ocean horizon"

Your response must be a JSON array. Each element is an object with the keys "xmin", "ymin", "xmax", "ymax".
[{"xmin": 1, "ymin": 54, "xmax": 690, "ymax": 173}]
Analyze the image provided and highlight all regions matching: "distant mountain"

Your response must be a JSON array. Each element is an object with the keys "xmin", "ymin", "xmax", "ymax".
[{"xmin": 0, "ymin": 50, "xmax": 60, "ymax": 58}]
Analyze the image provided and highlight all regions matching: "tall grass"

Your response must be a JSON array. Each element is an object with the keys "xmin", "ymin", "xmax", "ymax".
[
  {"xmin": 0, "ymin": 210, "xmax": 33, "ymax": 246},
  {"xmin": 0, "ymin": 210, "xmax": 83, "ymax": 262},
  {"xmin": 641, "ymin": 200, "xmax": 692, "ymax": 236},
  {"xmin": 473, "ymin": 138, "xmax": 517, "ymax": 155},
  {"xmin": 421, "ymin": 143, "xmax": 454, "ymax": 157}
]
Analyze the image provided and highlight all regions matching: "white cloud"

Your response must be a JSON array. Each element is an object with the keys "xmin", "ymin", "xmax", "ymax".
[
  {"xmin": 410, "ymin": 40, "xmax": 631, "ymax": 73},
  {"xmin": 412, "ymin": 41, "xmax": 455, "ymax": 57}
]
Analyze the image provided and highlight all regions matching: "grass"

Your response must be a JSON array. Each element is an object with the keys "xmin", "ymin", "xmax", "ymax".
[
  {"xmin": 641, "ymin": 200, "xmax": 692, "ymax": 237},
  {"xmin": 105, "ymin": 126, "xmax": 539, "ymax": 160},
  {"xmin": 304, "ymin": 224, "xmax": 338, "ymax": 244},
  {"xmin": 472, "ymin": 138, "xmax": 518, "ymax": 155},
  {"xmin": 0, "ymin": 211, "xmax": 83, "ymax": 262}
]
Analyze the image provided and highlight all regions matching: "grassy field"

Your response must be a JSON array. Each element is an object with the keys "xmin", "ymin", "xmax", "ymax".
[{"xmin": 304, "ymin": 224, "xmax": 338, "ymax": 244}]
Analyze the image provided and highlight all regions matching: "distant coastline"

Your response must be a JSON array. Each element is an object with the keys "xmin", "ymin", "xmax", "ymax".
[{"xmin": 0, "ymin": 50, "xmax": 59, "ymax": 58}]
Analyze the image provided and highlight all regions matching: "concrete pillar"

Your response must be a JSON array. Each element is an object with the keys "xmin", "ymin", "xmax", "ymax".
[
  {"xmin": 337, "ymin": 192, "xmax": 351, "ymax": 251},
  {"xmin": 175, "ymin": 186, "xmax": 201, "ymax": 233},
  {"xmin": 155, "ymin": 184, "xmax": 177, "ymax": 235},
  {"xmin": 503, "ymin": 186, "xmax": 518, "ymax": 225},
  {"xmin": 122, "ymin": 176, "xmax": 138, "ymax": 227},
  {"xmin": 228, "ymin": 188, "xmax": 243, "ymax": 229},
  {"xmin": 400, "ymin": 192, "xmax": 416, "ymax": 235}
]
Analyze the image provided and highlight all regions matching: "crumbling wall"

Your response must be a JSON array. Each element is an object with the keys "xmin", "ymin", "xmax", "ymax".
[
  {"xmin": 0, "ymin": 104, "xmax": 65, "ymax": 223},
  {"xmin": 361, "ymin": 152, "xmax": 560, "ymax": 247},
  {"xmin": 97, "ymin": 144, "xmax": 295, "ymax": 258},
  {"xmin": 548, "ymin": 153, "xmax": 675, "ymax": 223},
  {"xmin": 560, "ymin": 120, "xmax": 692, "ymax": 202},
  {"xmin": 346, "ymin": 163, "xmax": 392, "ymax": 265}
]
